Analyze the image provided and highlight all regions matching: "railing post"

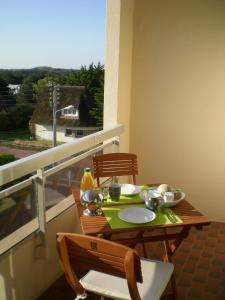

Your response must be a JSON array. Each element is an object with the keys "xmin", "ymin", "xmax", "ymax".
[
  {"xmin": 112, "ymin": 138, "xmax": 120, "ymax": 183},
  {"xmin": 36, "ymin": 168, "xmax": 46, "ymax": 233},
  {"xmin": 113, "ymin": 137, "xmax": 120, "ymax": 153}
]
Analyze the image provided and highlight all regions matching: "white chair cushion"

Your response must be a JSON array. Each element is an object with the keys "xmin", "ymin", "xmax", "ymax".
[{"xmin": 80, "ymin": 258, "xmax": 174, "ymax": 300}]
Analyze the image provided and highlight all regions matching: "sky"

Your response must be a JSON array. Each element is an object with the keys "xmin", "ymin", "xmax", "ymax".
[{"xmin": 0, "ymin": 0, "xmax": 105, "ymax": 69}]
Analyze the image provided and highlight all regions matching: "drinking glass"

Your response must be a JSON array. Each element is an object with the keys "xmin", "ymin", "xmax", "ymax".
[
  {"xmin": 109, "ymin": 183, "xmax": 121, "ymax": 201},
  {"xmin": 100, "ymin": 187, "xmax": 109, "ymax": 201},
  {"xmin": 95, "ymin": 190, "xmax": 105, "ymax": 215}
]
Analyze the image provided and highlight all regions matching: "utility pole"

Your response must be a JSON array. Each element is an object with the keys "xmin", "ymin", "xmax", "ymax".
[{"xmin": 49, "ymin": 83, "xmax": 73, "ymax": 148}]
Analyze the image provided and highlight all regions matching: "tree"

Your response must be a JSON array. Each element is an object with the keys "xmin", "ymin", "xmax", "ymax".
[
  {"xmin": 0, "ymin": 77, "xmax": 15, "ymax": 110},
  {"xmin": 0, "ymin": 67, "xmax": 72, "ymax": 85},
  {"xmin": 0, "ymin": 105, "xmax": 33, "ymax": 130},
  {"xmin": 33, "ymin": 77, "xmax": 49, "ymax": 95},
  {"xmin": 89, "ymin": 83, "xmax": 104, "ymax": 126},
  {"xmin": 16, "ymin": 78, "xmax": 35, "ymax": 105},
  {"xmin": 66, "ymin": 63, "xmax": 104, "ymax": 126}
]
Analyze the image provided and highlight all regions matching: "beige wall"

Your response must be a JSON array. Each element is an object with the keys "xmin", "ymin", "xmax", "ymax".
[
  {"xmin": 130, "ymin": 0, "xmax": 225, "ymax": 221},
  {"xmin": 104, "ymin": 0, "xmax": 134, "ymax": 152},
  {"xmin": 0, "ymin": 204, "xmax": 81, "ymax": 300}
]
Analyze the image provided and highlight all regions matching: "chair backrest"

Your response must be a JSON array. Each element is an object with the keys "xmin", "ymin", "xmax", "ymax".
[
  {"xmin": 92, "ymin": 153, "xmax": 138, "ymax": 187},
  {"xmin": 57, "ymin": 233, "xmax": 143, "ymax": 299}
]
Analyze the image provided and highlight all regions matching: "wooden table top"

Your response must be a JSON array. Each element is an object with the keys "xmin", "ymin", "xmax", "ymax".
[{"xmin": 73, "ymin": 188, "xmax": 210, "ymax": 236}]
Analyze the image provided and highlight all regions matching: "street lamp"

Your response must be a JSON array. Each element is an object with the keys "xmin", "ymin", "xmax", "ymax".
[{"xmin": 53, "ymin": 105, "xmax": 74, "ymax": 147}]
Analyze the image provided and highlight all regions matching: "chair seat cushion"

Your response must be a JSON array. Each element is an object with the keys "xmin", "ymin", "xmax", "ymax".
[{"xmin": 80, "ymin": 258, "xmax": 174, "ymax": 300}]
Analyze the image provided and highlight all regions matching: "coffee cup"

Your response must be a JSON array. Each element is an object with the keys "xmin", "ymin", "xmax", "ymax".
[{"xmin": 163, "ymin": 192, "xmax": 174, "ymax": 202}]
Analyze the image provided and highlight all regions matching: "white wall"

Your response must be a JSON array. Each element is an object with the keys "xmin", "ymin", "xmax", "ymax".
[
  {"xmin": 130, "ymin": 0, "xmax": 225, "ymax": 221},
  {"xmin": 35, "ymin": 124, "xmax": 74, "ymax": 143},
  {"xmin": 35, "ymin": 124, "xmax": 101, "ymax": 143}
]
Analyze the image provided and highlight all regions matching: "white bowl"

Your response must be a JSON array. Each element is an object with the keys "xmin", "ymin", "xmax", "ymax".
[
  {"xmin": 162, "ymin": 192, "xmax": 185, "ymax": 207},
  {"xmin": 139, "ymin": 189, "xmax": 185, "ymax": 208}
]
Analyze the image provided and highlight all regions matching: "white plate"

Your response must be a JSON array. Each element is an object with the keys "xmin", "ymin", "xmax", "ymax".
[
  {"xmin": 118, "ymin": 207, "xmax": 156, "ymax": 224},
  {"xmin": 120, "ymin": 184, "xmax": 141, "ymax": 195}
]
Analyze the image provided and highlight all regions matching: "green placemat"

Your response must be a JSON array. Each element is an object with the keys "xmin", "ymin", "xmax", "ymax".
[
  {"xmin": 102, "ymin": 204, "xmax": 183, "ymax": 229},
  {"xmin": 103, "ymin": 185, "xmax": 148, "ymax": 205}
]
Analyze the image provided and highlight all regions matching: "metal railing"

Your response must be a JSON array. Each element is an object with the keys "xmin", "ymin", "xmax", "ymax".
[{"xmin": 0, "ymin": 125, "xmax": 123, "ymax": 254}]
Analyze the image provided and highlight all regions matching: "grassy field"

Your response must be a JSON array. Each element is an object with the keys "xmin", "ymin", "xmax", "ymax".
[
  {"xmin": 0, "ymin": 129, "xmax": 30, "ymax": 142},
  {"xmin": 0, "ymin": 129, "xmax": 62, "ymax": 150}
]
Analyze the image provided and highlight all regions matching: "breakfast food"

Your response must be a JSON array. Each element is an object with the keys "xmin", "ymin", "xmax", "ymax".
[
  {"xmin": 157, "ymin": 184, "xmax": 182, "ymax": 201},
  {"xmin": 157, "ymin": 184, "xmax": 171, "ymax": 194}
]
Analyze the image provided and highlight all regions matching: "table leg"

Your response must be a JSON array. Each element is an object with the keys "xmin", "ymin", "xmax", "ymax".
[
  {"xmin": 169, "ymin": 226, "xmax": 191, "ymax": 256},
  {"xmin": 136, "ymin": 230, "xmax": 148, "ymax": 257},
  {"xmin": 163, "ymin": 228, "xmax": 172, "ymax": 262}
]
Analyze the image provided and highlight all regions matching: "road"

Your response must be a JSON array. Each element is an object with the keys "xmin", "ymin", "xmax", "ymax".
[{"xmin": 0, "ymin": 146, "xmax": 37, "ymax": 159}]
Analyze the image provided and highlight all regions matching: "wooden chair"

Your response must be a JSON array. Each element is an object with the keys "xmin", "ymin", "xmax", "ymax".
[
  {"xmin": 56, "ymin": 232, "xmax": 174, "ymax": 300},
  {"xmin": 92, "ymin": 152, "xmax": 150, "ymax": 261},
  {"xmin": 92, "ymin": 153, "xmax": 138, "ymax": 187}
]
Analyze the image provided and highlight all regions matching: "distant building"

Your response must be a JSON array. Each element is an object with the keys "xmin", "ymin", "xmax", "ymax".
[
  {"xmin": 34, "ymin": 124, "xmax": 101, "ymax": 142},
  {"xmin": 60, "ymin": 106, "xmax": 79, "ymax": 120},
  {"xmin": 30, "ymin": 85, "xmax": 102, "ymax": 142},
  {"xmin": 8, "ymin": 84, "xmax": 21, "ymax": 94}
]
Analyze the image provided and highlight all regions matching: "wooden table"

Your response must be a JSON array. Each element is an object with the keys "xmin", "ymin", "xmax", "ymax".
[{"xmin": 73, "ymin": 188, "xmax": 210, "ymax": 261}]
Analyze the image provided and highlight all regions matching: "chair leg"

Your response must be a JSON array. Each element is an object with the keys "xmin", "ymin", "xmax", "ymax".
[
  {"xmin": 162, "ymin": 229, "xmax": 178, "ymax": 300},
  {"xmin": 142, "ymin": 243, "xmax": 148, "ymax": 258},
  {"xmin": 170, "ymin": 273, "xmax": 178, "ymax": 300}
]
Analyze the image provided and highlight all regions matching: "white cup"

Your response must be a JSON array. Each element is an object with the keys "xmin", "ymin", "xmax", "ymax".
[{"xmin": 163, "ymin": 192, "xmax": 174, "ymax": 202}]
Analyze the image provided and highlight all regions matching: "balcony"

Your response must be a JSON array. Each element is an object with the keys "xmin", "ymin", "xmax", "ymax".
[
  {"xmin": 0, "ymin": 125, "xmax": 224, "ymax": 300},
  {"xmin": 1, "ymin": 0, "xmax": 225, "ymax": 299},
  {"xmin": 38, "ymin": 222, "xmax": 225, "ymax": 300},
  {"xmin": 0, "ymin": 125, "xmax": 123, "ymax": 298}
]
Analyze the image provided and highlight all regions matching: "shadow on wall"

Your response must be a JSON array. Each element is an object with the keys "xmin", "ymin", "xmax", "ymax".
[{"xmin": 0, "ymin": 205, "xmax": 81, "ymax": 300}]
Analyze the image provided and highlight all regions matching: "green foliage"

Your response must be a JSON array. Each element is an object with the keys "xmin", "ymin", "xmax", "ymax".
[
  {"xmin": 89, "ymin": 84, "xmax": 104, "ymax": 126},
  {"xmin": 67, "ymin": 62, "xmax": 104, "ymax": 126},
  {"xmin": 0, "ymin": 76, "xmax": 16, "ymax": 109},
  {"xmin": 0, "ymin": 110, "xmax": 10, "ymax": 129},
  {"xmin": 30, "ymin": 85, "xmax": 86, "ymax": 127},
  {"xmin": 33, "ymin": 77, "xmax": 49, "ymax": 95},
  {"xmin": 0, "ymin": 76, "xmax": 36, "ymax": 131},
  {"xmin": 0, "ymin": 129, "xmax": 30, "ymax": 141},
  {"xmin": 0, "ymin": 67, "xmax": 73, "ymax": 85},
  {"xmin": 0, "ymin": 153, "xmax": 16, "ymax": 166},
  {"xmin": 0, "ymin": 105, "xmax": 33, "ymax": 130},
  {"xmin": 67, "ymin": 62, "xmax": 103, "ymax": 94},
  {"xmin": 33, "ymin": 77, "xmax": 63, "ymax": 105},
  {"xmin": 16, "ymin": 78, "xmax": 35, "ymax": 105},
  {"xmin": 30, "ymin": 95, "xmax": 52, "ymax": 125},
  {"xmin": 0, "ymin": 64, "xmax": 104, "ymax": 128},
  {"xmin": 0, "ymin": 129, "xmax": 58, "ymax": 151}
]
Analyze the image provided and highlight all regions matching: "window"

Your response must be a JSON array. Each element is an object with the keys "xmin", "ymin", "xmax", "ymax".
[
  {"xmin": 75, "ymin": 130, "xmax": 84, "ymax": 137},
  {"xmin": 61, "ymin": 108, "xmax": 79, "ymax": 120},
  {"xmin": 65, "ymin": 129, "xmax": 73, "ymax": 137}
]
